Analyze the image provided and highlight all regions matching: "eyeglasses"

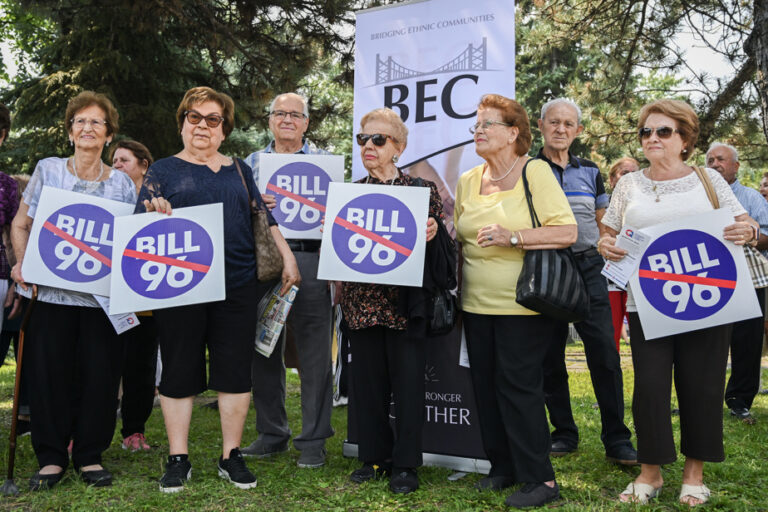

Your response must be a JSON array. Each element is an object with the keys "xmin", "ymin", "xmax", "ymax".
[
  {"xmin": 71, "ymin": 118, "xmax": 108, "ymax": 130},
  {"xmin": 271, "ymin": 110, "xmax": 307, "ymax": 120},
  {"xmin": 469, "ymin": 120, "xmax": 511, "ymax": 134},
  {"xmin": 356, "ymin": 133, "xmax": 398, "ymax": 146},
  {"xmin": 184, "ymin": 110, "xmax": 224, "ymax": 128},
  {"xmin": 638, "ymin": 126, "xmax": 679, "ymax": 139}
]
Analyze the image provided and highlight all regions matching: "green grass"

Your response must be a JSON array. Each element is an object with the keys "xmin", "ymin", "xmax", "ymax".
[{"xmin": 0, "ymin": 343, "xmax": 766, "ymax": 511}]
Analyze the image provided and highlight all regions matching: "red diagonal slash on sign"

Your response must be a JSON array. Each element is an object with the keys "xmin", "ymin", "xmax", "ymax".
[
  {"xmin": 266, "ymin": 183, "xmax": 326, "ymax": 213},
  {"xmin": 123, "ymin": 249, "xmax": 211, "ymax": 273},
  {"xmin": 267, "ymin": 183, "xmax": 413, "ymax": 257},
  {"xmin": 638, "ymin": 269, "xmax": 736, "ymax": 289},
  {"xmin": 43, "ymin": 221, "xmax": 112, "ymax": 268}
]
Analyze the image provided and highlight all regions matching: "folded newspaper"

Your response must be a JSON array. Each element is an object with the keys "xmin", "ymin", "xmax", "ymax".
[{"xmin": 255, "ymin": 283, "xmax": 299, "ymax": 357}]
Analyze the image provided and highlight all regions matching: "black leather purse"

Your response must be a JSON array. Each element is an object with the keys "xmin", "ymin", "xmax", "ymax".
[
  {"xmin": 515, "ymin": 161, "xmax": 590, "ymax": 322},
  {"xmin": 429, "ymin": 288, "xmax": 457, "ymax": 336}
]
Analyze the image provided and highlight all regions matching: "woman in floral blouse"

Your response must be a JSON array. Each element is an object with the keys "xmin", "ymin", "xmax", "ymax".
[{"xmin": 342, "ymin": 108, "xmax": 443, "ymax": 495}]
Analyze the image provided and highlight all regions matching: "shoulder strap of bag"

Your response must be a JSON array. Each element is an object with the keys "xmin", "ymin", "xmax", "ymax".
[
  {"xmin": 519, "ymin": 159, "xmax": 539, "ymax": 228},
  {"xmin": 232, "ymin": 157, "xmax": 257, "ymax": 208},
  {"xmin": 693, "ymin": 165, "xmax": 720, "ymax": 209}
]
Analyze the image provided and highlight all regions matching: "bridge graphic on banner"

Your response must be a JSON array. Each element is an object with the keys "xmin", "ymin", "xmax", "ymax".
[{"xmin": 375, "ymin": 38, "xmax": 488, "ymax": 84}]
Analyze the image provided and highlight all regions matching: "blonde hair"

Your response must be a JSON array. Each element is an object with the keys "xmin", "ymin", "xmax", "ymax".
[{"xmin": 359, "ymin": 108, "xmax": 408, "ymax": 149}]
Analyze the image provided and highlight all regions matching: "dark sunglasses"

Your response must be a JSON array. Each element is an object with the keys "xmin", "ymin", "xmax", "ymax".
[
  {"xmin": 356, "ymin": 133, "xmax": 398, "ymax": 146},
  {"xmin": 184, "ymin": 109, "xmax": 224, "ymax": 128},
  {"xmin": 638, "ymin": 126, "xmax": 679, "ymax": 139}
]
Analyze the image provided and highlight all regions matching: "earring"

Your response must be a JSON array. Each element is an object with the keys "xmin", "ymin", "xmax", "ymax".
[
  {"xmin": 69, "ymin": 139, "xmax": 74, "ymax": 147},
  {"xmin": 106, "ymin": 140, "xmax": 110, "ymax": 147},
  {"xmin": 392, "ymin": 155, "xmax": 399, "ymax": 163},
  {"xmin": 682, "ymin": 148, "xmax": 687, "ymax": 153}
]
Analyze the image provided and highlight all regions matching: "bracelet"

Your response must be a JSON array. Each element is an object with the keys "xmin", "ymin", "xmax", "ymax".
[
  {"xmin": 752, "ymin": 224, "xmax": 759, "ymax": 244},
  {"xmin": 516, "ymin": 230, "xmax": 524, "ymax": 249}
]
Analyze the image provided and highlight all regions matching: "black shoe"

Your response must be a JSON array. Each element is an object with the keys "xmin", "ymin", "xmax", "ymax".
[
  {"xmin": 505, "ymin": 482, "xmax": 560, "ymax": 508},
  {"xmin": 240, "ymin": 438, "xmax": 289, "ymax": 458},
  {"xmin": 159, "ymin": 454, "xmax": 192, "ymax": 493},
  {"xmin": 550, "ymin": 440, "xmax": 577, "ymax": 457},
  {"xmin": 475, "ymin": 475, "xmax": 515, "ymax": 491},
  {"xmin": 389, "ymin": 468, "xmax": 418, "ymax": 494},
  {"xmin": 349, "ymin": 462, "xmax": 391, "ymax": 483},
  {"xmin": 218, "ymin": 448, "xmax": 257, "ymax": 489},
  {"xmin": 29, "ymin": 470, "xmax": 64, "ymax": 491},
  {"xmin": 606, "ymin": 444, "xmax": 639, "ymax": 466},
  {"xmin": 78, "ymin": 467, "xmax": 112, "ymax": 487},
  {"xmin": 729, "ymin": 407, "xmax": 751, "ymax": 419}
]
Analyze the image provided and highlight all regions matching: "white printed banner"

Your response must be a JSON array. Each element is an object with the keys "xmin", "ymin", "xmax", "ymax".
[
  {"xmin": 353, "ymin": 0, "xmax": 516, "ymax": 189},
  {"xmin": 317, "ymin": 183, "xmax": 429, "ymax": 286},
  {"xmin": 629, "ymin": 209, "xmax": 761, "ymax": 339},
  {"xmin": 21, "ymin": 186, "xmax": 135, "ymax": 296},
  {"xmin": 258, "ymin": 154, "xmax": 345, "ymax": 240},
  {"xmin": 108, "ymin": 204, "xmax": 226, "ymax": 314}
]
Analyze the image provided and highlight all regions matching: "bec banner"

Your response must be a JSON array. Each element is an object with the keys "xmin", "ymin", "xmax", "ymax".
[
  {"xmin": 258, "ymin": 154, "xmax": 345, "ymax": 240},
  {"xmin": 21, "ymin": 186, "xmax": 135, "ymax": 296},
  {"xmin": 108, "ymin": 204, "xmax": 225, "ymax": 315},
  {"xmin": 629, "ymin": 209, "xmax": 761, "ymax": 339},
  {"xmin": 317, "ymin": 183, "xmax": 429, "ymax": 286},
  {"xmin": 353, "ymin": 0, "xmax": 516, "ymax": 189}
]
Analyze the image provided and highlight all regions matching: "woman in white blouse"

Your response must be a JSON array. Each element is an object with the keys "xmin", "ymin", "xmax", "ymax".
[
  {"xmin": 11, "ymin": 92, "xmax": 136, "ymax": 490},
  {"xmin": 600, "ymin": 99, "xmax": 757, "ymax": 507}
]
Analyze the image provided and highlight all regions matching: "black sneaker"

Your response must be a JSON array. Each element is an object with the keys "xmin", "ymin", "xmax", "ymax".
[
  {"xmin": 349, "ymin": 462, "xmax": 391, "ymax": 483},
  {"xmin": 505, "ymin": 482, "xmax": 560, "ymax": 508},
  {"xmin": 159, "ymin": 454, "xmax": 191, "ymax": 493},
  {"xmin": 389, "ymin": 468, "xmax": 419, "ymax": 494},
  {"xmin": 217, "ymin": 448, "xmax": 257, "ymax": 489}
]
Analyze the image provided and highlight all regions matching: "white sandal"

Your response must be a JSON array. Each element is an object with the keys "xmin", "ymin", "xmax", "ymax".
[
  {"xmin": 619, "ymin": 481, "xmax": 662, "ymax": 504},
  {"xmin": 679, "ymin": 484, "xmax": 711, "ymax": 506}
]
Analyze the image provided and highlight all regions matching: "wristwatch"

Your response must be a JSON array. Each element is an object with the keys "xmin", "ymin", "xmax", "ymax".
[{"xmin": 509, "ymin": 234, "xmax": 519, "ymax": 247}]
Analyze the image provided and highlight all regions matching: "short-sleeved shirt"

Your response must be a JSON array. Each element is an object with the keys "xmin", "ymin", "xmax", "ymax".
[
  {"xmin": 20, "ymin": 157, "xmax": 137, "ymax": 307},
  {"xmin": 602, "ymin": 167, "xmax": 745, "ymax": 311},
  {"xmin": 455, "ymin": 159, "xmax": 576, "ymax": 315},
  {"xmin": 244, "ymin": 138, "xmax": 329, "ymax": 184},
  {"xmin": 536, "ymin": 149, "xmax": 608, "ymax": 252},
  {"xmin": 341, "ymin": 172, "xmax": 444, "ymax": 331},
  {"xmin": 136, "ymin": 156, "xmax": 275, "ymax": 289},
  {"xmin": 730, "ymin": 180, "xmax": 768, "ymax": 256}
]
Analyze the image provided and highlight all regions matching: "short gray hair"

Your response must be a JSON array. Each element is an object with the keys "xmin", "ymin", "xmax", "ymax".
[
  {"xmin": 706, "ymin": 142, "xmax": 738, "ymax": 162},
  {"xmin": 269, "ymin": 92, "xmax": 309, "ymax": 117},
  {"xmin": 540, "ymin": 98, "xmax": 582, "ymax": 125}
]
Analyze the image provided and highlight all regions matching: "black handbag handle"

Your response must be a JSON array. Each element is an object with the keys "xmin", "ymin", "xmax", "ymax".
[{"xmin": 519, "ymin": 159, "xmax": 541, "ymax": 229}]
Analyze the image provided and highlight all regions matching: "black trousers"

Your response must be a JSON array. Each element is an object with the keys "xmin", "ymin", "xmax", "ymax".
[
  {"xmin": 725, "ymin": 287, "xmax": 766, "ymax": 410},
  {"xmin": 119, "ymin": 316, "xmax": 158, "ymax": 438},
  {"xmin": 628, "ymin": 313, "xmax": 730, "ymax": 464},
  {"xmin": 543, "ymin": 250, "xmax": 632, "ymax": 450},
  {"xmin": 348, "ymin": 326, "xmax": 425, "ymax": 469},
  {"xmin": 26, "ymin": 302, "xmax": 124, "ymax": 470},
  {"xmin": 464, "ymin": 312, "xmax": 556, "ymax": 483}
]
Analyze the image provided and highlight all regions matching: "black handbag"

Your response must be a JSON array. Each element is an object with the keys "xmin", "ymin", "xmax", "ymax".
[{"xmin": 515, "ymin": 161, "xmax": 590, "ymax": 322}]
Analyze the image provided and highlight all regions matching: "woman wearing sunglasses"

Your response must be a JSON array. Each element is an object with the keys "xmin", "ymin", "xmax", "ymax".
[
  {"xmin": 343, "ymin": 107, "xmax": 444, "ymax": 495},
  {"xmin": 136, "ymin": 86, "xmax": 299, "ymax": 493},
  {"xmin": 600, "ymin": 99, "xmax": 756, "ymax": 506},
  {"xmin": 454, "ymin": 94, "xmax": 576, "ymax": 509}
]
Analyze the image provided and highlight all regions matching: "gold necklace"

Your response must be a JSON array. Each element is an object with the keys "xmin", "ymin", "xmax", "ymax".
[{"xmin": 647, "ymin": 168, "xmax": 661, "ymax": 202}]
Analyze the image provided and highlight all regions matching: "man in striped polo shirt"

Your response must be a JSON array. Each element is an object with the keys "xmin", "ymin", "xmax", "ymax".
[{"xmin": 536, "ymin": 98, "xmax": 637, "ymax": 465}]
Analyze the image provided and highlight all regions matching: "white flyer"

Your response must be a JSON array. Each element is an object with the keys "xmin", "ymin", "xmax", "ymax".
[
  {"xmin": 601, "ymin": 225, "xmax": 652, "ymax": 289},
  {"xmin": 255, "ymin": 284, "xmax": 299, "ymax": 358},
  {"xmin": 93, "ymin": 295, "xmax": 140, "ymax": 335}
]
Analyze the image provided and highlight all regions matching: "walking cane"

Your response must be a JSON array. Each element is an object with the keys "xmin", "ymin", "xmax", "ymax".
[{"xmin": 1, "ymin": 287, "xmax": 38, "ymax": 496}]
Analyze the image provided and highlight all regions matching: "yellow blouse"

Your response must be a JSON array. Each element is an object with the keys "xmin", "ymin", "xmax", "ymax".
[{"xmin": 454, "ymin": 159, "xmax": 576, "ymax": 315}]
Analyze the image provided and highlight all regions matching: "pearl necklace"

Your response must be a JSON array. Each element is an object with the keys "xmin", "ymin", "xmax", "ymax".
[
  {"xmin": 72, "ymin": 157, "xmax": 105, "ymax": 191},
  {"xmin": 486, "ymin": 154, "xmax": 521, "ymax": 182}
]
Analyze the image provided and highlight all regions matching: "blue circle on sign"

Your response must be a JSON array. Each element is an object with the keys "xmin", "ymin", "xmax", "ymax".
[
  {"xmin": 39, "ymin": 204, "xmax": 114, "ymax": 282},
  {"xmin": 268, "ymin": 162, "xmax": 331, "ymax": 231},
  {"xmin": 121, "ymin": 218, "xmax": 214, "ymax": 299},
  {"xmin": 331, "ymin": 193, "xmax": 417, "ymax": 274},
  {"xmin": 638, "ymin": 229, "xmax": 736, "ymax": 320}
]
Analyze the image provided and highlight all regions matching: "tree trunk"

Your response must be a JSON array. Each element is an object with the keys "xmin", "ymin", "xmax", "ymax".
[{"xmin": 751, "ymin": 0, "xmax": 768, "ymax": 143}]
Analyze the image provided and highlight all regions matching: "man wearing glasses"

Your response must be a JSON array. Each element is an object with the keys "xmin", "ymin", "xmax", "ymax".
[
  {"xmin": 535, "ymin": 98, "xmax": 638, "ymax": 466},
  {"xmin": 242, "ymin": 93, "xmax": 334, "ymax": 469}
]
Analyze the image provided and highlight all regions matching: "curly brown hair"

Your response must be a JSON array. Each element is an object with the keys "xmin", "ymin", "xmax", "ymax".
[
  {"xmin": 64, "ymin": 91, "xmax": 119, "ymax": 137},
  {"xmin": 176, "ymin": 86, "xmax": 236, "ymax": 137}
]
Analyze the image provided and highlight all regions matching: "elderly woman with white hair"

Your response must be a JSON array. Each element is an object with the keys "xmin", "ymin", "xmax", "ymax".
[{"xmin": 342, "ymin": 107, "xmax": 445, "ymax": 495}]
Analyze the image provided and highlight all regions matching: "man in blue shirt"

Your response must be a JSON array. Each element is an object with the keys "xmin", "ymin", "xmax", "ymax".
[
  {"xmin": 536, "ymin": 98, "xmax": 637, "ymax": 465},
  {"xmin": 241, "ymin": 93, "xmax": 334, "ymax": 468},
  {"xmin": 707, "ymin": 142, "xmax": 768, "ymax": 421}
]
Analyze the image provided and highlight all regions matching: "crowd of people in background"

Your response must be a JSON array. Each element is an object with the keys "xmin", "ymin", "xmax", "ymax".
[{"xmin": 0, "ymin": 86, "xmax": 766, "ymax": 509}]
